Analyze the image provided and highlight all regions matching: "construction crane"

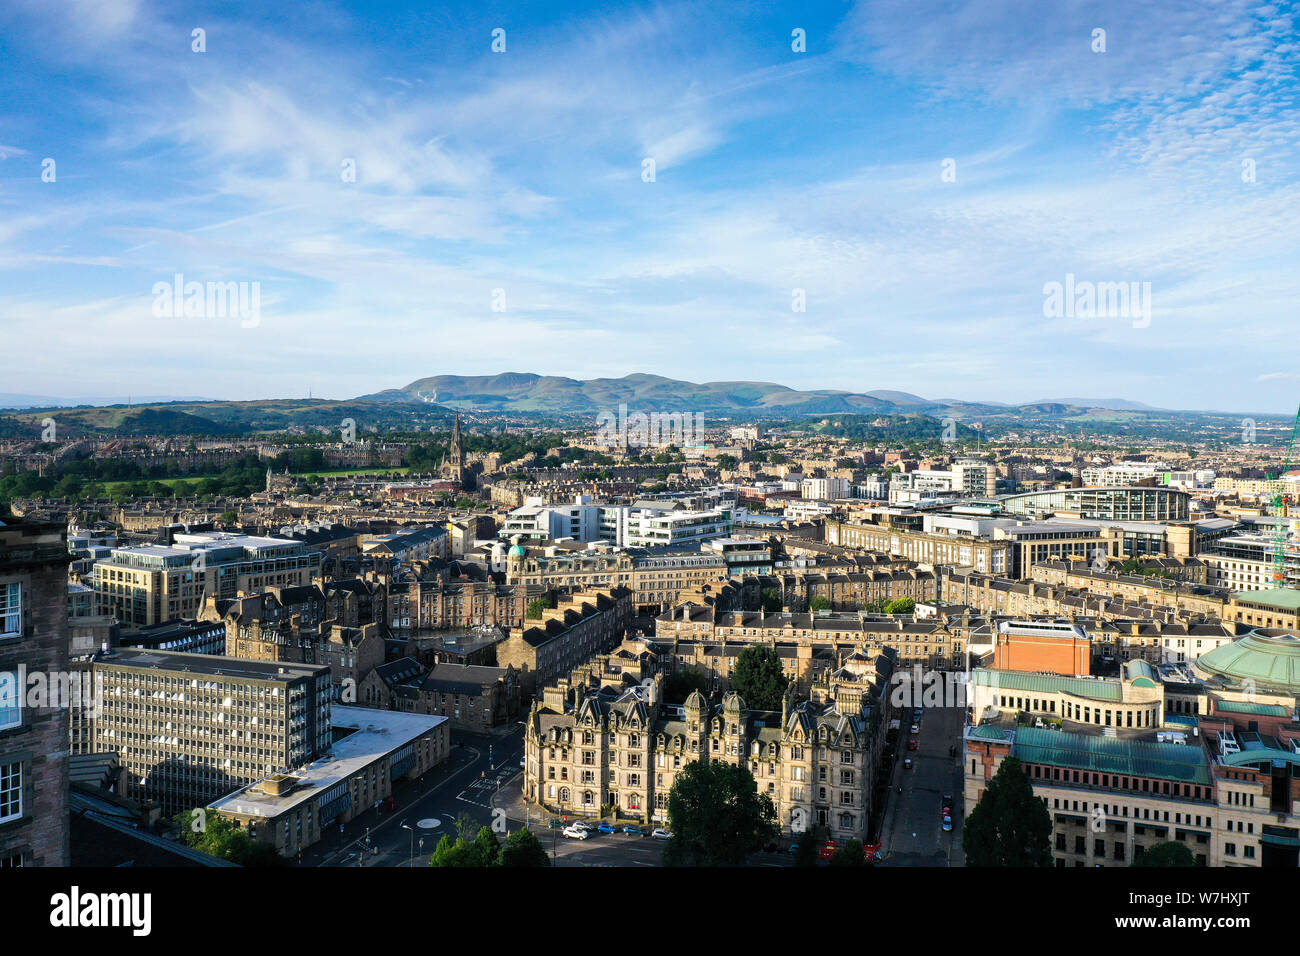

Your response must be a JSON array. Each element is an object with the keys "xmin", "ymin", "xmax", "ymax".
[{"xmin": 1268, "ymin": 404, "xmax": 1300, "ymax": 587}]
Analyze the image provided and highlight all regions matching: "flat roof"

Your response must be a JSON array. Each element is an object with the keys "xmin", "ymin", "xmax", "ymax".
[
  {"xmin": 209, "ymin": 707, "xmax": 448, "ymax": 818},
  {"xmin": 1013, "ymin": 726, "xmax": 1213, "ymax": 785},
  {"xmin": 96, "ymin": 648, "xmax": 328, "ymax": 682}
]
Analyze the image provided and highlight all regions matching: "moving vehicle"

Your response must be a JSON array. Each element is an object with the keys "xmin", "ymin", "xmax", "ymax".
[
  {"xmin": 910, "ymin": 723, "xmax": 919, "ymax": 734},
  {"xmin": 818, "ymin": 840, "xmax": 837, "ymax": 861},
  {"xmin": 903, "ymin": 757, "xmax": 913, "ymax": 770},
  {"xmin": 907, "ymin": 739, "xmax": 918, "ymax": 751},
  {"xmin": 563, "ymin": 825, "xmax": 589, "ymax": 840},
  {"xmin": 863, "ymin": 841, "xmax": 882, "ymax": 862},
  {"xmin": 942, "ymin": 794, "xmax": 952, "ymax": 814},
  {"xmin": 942, "ymin": 814, "xmax": 953, "ymax": 832},
  {"xmin": 651, "ymin": 828, "xmax": 673, "ymax": 839}
]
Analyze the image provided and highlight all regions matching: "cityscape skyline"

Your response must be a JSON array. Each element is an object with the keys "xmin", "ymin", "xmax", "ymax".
[{"xmin": 3, "ymin": 0, "xmax": 1299, "ymax": 410}]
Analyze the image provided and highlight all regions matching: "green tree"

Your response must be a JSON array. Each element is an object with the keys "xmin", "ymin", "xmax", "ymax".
[
  {"xmin": 760, "ymin": 587, "xmax": 784, "ymax": 613},
  {"xmin": 173, "ymin": 809, "xmax": 283, "ymax": 867},
  {"xmin": 809, "ymin": 595, "xmax": 832, "ymax": 612},
  {"xmin": 525, "ymin": 598, "xmax": 550, "ymax": 620},
  {"xmin": 498, "ymin": 827, "xmax": 551, "ymax": 867},
  {"xmin": 883, "ymin": 597, "xmax": 915, "ymax": 614},
  {"xmin": 1132, "ymin": 841, "xmax": 1196, "ymax": 867},
  {"xmin": 473, "ymin": 825, "xmax": 501, "ymax": 866},
  {"xmin": 665, "ymin": 761, "xmax": 779, "ymax": 866},
  {"xmin": 962, "ymin": 757, "xmax": 1053, "ymax": 867},
  {"xmin": 731, "ymin": 645, "xmax": 789, "ymax": 711},
  {"xmin": 828, "ymin": 839, "xmax": 867, "ymax": 867},
  {"xmin": 429, "ymin": 834, "xmax": 478, "ymax": 867}
]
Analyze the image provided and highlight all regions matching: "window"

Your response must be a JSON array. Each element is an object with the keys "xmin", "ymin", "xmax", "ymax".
[
  {"xmin": 0, "ymin": 583, "xmax": 20, "ymax": 638},
  {"xmin": 0, "ymin": 762, "xmax": 21, "ymax": 823},
  {"xmin": 0, "ymin": 671, "xmax": 19, "ymax": 731}
]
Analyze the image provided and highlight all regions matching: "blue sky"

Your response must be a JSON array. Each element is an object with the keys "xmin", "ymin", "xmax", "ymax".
[{"xmin": 2, "ymin": 0, "xmax": 1299, "ymax": 412}]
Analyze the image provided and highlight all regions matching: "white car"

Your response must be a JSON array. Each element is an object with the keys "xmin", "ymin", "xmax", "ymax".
[
  {"xmin": 563, "ymin": 825, "xmax": 589, "ymax": 840},
  {"xmin": 651, "ymin": 828, "xmax": 673, "ymax": 840},
  {"xmin": 910, "ymin": 723, "xmax": 919, "ymax": 733}
]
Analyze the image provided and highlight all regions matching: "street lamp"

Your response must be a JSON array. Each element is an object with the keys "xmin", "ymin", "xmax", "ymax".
[{"xmin": 401, "ymin": 820, "xmax": 414, "ymax": 867}]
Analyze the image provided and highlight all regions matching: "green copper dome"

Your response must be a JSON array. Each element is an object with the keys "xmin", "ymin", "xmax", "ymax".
[{"xmin": 1194, "ymin": 629, "xmax": 1300, "ymax": 694}]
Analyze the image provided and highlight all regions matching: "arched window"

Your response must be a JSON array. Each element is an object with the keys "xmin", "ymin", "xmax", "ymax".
[{"xmin": 559, "ymin": 787, "xmax": 570, "ymax": 803}]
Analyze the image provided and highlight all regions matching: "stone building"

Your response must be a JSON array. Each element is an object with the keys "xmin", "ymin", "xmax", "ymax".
[
  {"xmin": 358, "ymin": 657, "xmax": 521, "ymax": 731},
  {"xmin": 0, "ymin": 518, "xmax": 72, "ymax": 866},
  {"xmin": 497, "ymin": 586, "xmax": 635, "ymax": 699},
  {"xmin": 523, "ymin": 643, "xmax": 895, "ymax": 844}
]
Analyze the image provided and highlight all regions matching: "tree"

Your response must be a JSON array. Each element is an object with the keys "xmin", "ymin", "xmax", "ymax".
[
  {"xmin": 665, "ymin": 761, "xmax": 779, "ymax": 866},
  {"xmin": 1132, "ymin": 841, "xmax": 1196, "ymax": 867},
  {"xmin": 498, "ymin": 827, "xmax": 551, "ymax": 867},
  {"xmin": 731, "ymin": 645, "xmax": 789, "ymax": 711},
  {"xmin": 883, "ymin": 597, "xmax": 915, "ymax": 614},
  {"xmin": 760, "ymin": 587, "xmax": 784, "ymax": 613},
  {"xmin": 829, "ymin": 839, "xmax": 867, "ymax": 867},
  {"xmin": 428, "ymin": 825, "xmax": 501, "ymax": 867},
  {"xmin": 809, "ymin": 595, "xmax": 832, "ymax": 612},
  {"xmin": 525, "ymin": 598, "xmax": 549, "ymax": 620},
  {"xmin": 962, "ymin": 757, "xmax": 1053, "ymax": 867},
  {"xmin": 173, "ymin": 810, "xmax": 283, "ymax": 867},
  {"xmin": 473, "ymin": 825, "xmax": 501, "ymax": 866}
]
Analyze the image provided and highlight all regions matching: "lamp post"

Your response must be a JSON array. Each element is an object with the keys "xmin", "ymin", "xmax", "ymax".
[{"xmin": 401, "ymin": 820, "xmax": 414, "ymax": 867}]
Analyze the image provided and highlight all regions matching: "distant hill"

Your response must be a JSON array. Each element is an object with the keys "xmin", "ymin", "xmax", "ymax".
[
  {"xmin": 359, "ymin": 373, "xmax": 959, "ymax": 416},
  {"xmin": 1031, "ymin": 397, "xmax": 1166, "ymax": 412}
]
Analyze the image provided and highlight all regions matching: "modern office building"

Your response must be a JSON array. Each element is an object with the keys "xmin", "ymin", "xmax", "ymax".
[
  {"xmin": 82, "ymin": 649, "xmax": 333, "ymax": 814},
  {"xmin": 997, "ymin": 486, "xmax": 1190, "ymax": 523},
  {"xmin": 0, "ymin": 518, "xmax": 73, "ymax": 867},
  {"xmin": 93, "ymin": 531, "xmax": 321, "ymax": 627}
]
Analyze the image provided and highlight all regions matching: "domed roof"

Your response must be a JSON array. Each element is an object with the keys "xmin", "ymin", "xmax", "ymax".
[
  {"xmin": 508, "ymin": 543, "xmax": 526, "ymax": 557},
  {"xmin": 684, "ymin": 689, "xmax": 707, "ymax": 711},
  {"xmin": 1194, "ymin": 629, "xmax": 1300, "ymax": 694},
  {"xmin": 723, "ymin": 691, "xmax": 746, "ymax": 713}
]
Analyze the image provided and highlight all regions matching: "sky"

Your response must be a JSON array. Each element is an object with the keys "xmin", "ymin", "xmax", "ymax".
[{"xmin": 1, "ymin": 0, "xmax": 1299, "ymax": 413}]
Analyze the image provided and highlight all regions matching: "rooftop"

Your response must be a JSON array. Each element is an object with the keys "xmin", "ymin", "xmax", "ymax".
[{"xmin": 209, "ymin": 707, "xmax": 447, "ymax": 819}]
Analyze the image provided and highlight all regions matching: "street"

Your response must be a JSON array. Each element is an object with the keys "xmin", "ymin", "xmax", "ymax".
[
  {"xmin": 306, "ymin": 727, "xmax": 526, "ymax": 868},
  {"xmin": 879, "ymin": 694, "xmax": 966, "ymax": 867}
]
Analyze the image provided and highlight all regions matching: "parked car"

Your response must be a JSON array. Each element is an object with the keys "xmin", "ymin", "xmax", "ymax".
[
  {"xmin": 563, "ymin": 825, "xmax": 589, "ymax": 840},
  {"xmin": 910, "ymin": 723, "xmax": 920, "ymax": 734},
  {"xmin": 623, "ymin": 824, "xmax": 648, "ymax": 837},
  {"xmin": 942, "ymin": 794, "xmax": 953, "ymax": 814},
  {"xmin": 942, "ymin": 814, "xmax": 953, "ymax": 832},
  {"xmin": 651, "ymin": 828, "xmax": 673, "ymax": 839},
  {"xmin": 907, "ymin": 739, "xmax": 918, "ymax": 751},
  {"xmin": 903, "ymin": 757, "xmax": 913, "ymax": 770},
  {"xmin": 597, "ymin": 822, "xmax": 622, "ymax": 834},
  {"xmin": 546, "ymin": 818, "xmax": 564, "ymax": 829}
]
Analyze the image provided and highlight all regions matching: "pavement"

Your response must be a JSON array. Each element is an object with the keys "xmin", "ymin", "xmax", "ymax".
[{"xmin": 878, "ymin": 698, "xmax": 966, "ymax": 867}]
